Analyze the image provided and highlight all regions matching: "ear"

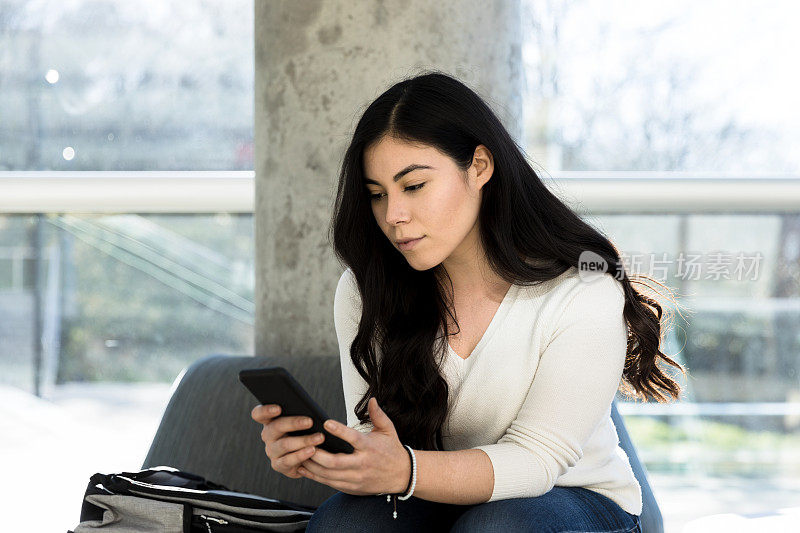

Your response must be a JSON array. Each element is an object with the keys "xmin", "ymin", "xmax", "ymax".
[{"xmin": 471, "ymin": 144, "xmax": 494, "ymax": 190}]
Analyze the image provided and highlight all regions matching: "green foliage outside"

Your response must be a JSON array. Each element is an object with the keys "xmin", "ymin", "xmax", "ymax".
[{"xmin": 625, "ymin": 416, "xmax": 800, "ymax": 477}]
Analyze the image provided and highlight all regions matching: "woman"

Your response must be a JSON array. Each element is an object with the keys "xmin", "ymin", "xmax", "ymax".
[{"xmin": 252, "ymin": 71, "xmax": 685, "ymax": 532}]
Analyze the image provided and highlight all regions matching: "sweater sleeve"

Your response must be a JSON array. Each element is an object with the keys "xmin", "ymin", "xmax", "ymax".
[
  {"xmin": 333, "ymin": 268, "xmax": 374, "ymax": 434},
  {"xmin": 470, "ymin": 273, "xmax": 628, "ymax": 502}
]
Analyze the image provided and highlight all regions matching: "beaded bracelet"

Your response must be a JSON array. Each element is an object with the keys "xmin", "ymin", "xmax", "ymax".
[{"xmin": 385, "ymin": 444, "xmax": 417, "ymax": 519}]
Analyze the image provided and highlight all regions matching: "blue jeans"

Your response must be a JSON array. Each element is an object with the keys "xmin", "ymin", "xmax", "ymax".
[{"xmin": 305, "ymin": 486, "xmax": 641, "ymax": 532}]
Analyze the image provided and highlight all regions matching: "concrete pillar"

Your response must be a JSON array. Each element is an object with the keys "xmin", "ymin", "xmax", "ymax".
[{"xmin": 254, "ymin": 0, "xmax": 523, "ymax": 357}]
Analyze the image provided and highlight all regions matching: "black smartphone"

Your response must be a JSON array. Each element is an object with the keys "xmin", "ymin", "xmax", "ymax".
[{"xmin": 239, "ymin": 367, "xmax": 355, "ymax": 454}]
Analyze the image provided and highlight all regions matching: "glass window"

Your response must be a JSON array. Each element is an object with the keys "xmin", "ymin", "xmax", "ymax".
[
  {"xmin": 0, "ymin": 213, "xmax": 254, "ymax": 393},
  {"xmin": 523, "ymin": 0, "xmax": 800, "ymax": 173},
  {"xmin": 0, "ymin": 0, "xmax": 254, "ymax": 170}
]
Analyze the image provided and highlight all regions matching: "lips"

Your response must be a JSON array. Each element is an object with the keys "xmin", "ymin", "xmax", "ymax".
[
  {"xmin": 397, "ymin": 236, "xmax": 424, "ymax": 251},
  {"xmin": 396, "ymin": 237, "xmax": 423, "ymax": 244}
]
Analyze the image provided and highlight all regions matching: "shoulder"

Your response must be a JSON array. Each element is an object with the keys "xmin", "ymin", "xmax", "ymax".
[
  {"xmin": 336, "ymin": 267, "xmax": 360, "ymax": 297},
  {"xmin": 557, "ymin": 269, "xmax": 626, "ymax": 336},
  {"xmin": 336, "ymin": 267, "xmax": 357, "ymax": 292},
  {"xmin": 566, "ymin": 268, "xmax": 624, "ymax": 306},
  {"xmin": 517, "ymin": 266, "xmax": 626, "ymax": 334},
  {"xmin": 558, "ymin": 267, "xmax": 625, "ymax": 316},
  {"xmin": 520, "ymin": 266, "xmax": 623, "ymax": 306},
  {"xmin": 334, "ymin": 267, "xmax": 362, "ymax": 316}
]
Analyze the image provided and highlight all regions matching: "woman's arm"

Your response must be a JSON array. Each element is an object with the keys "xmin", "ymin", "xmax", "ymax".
[
  {"xmin": 334, "ymin": 268, "xmax": 373, "ymax": 432},
  {"xmin": 469, "ymin": 273, "xmax": 628, "ymax": 502},
  {"xmin": 410, "ymin": 448, "xmax": 494, "ymax": 504}
]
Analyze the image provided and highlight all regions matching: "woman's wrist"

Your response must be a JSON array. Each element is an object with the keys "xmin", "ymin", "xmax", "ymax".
[{"xmin": 394, "ymin": 445, "xmax": 413, "ymax": 494}]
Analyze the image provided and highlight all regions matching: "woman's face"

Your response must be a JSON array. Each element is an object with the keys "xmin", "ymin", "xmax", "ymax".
[{"xmin": 362, "ymin": 135, "xmax": 494, "ymax": 271}]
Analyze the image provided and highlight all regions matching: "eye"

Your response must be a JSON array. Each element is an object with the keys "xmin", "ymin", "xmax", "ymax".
[{"xmin": 368, "ymin": 182, "xmax": 426, "ymax": 201}]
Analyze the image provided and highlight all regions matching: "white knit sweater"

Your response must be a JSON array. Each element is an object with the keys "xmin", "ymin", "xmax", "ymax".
[{"xmin": 333, "ymin": 266, "xmax": 643, "ymax": 516}]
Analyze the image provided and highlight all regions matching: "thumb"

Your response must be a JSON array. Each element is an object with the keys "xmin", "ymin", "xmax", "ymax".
[{"xmin": 368, "ymin": 397, "xmax": 395, "ymax": 432}]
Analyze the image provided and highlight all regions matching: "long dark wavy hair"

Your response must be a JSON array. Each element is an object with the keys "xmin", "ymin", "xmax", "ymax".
[{"xmin": 328, "ymin": 70, "xmax": 686, "ymax": 452}]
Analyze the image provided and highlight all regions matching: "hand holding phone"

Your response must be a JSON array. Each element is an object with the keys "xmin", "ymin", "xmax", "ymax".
[
  {"xmin": 242, "ymin": 367, "xmax": 355, "ymax": 481},
  {"xmin": 249, "ymin": 403, "xmax": 326, "ymax": 479},
  {"xmin": 240, "ymin": 367, "xmax": 355, "ymax": 455}
]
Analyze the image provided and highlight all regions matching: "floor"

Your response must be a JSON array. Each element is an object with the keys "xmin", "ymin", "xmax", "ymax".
[{"xmin": 1, "ymin": 382, "xmax": 798, "ymax": 532}]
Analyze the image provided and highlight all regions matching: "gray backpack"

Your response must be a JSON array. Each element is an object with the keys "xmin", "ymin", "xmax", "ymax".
[{"xmin": 68, "ymin": 466, "xmax": 316, "ymax": 532}]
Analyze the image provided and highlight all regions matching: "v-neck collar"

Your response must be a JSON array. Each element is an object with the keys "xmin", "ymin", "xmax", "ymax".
[{"xmin": 444, "ymin": 282, "xmax": 520, "ymax": 364}]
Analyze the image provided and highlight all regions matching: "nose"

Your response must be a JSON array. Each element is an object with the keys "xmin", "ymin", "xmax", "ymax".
[{"xmin": 383, "ymin": 193, "xmax": 411, "ymax": 226}]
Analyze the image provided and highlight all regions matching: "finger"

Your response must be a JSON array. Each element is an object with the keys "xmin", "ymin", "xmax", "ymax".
[
  {"xmin": 262, "ymin": 416, "xmax": 314, "ymax": 450},
  {"xmin": 305, "ymin": 446, "xmax": 357, "ymax": 470},
  {"xmin": 253, "ymin": 404, "xmax": 280, "ymax": 420},
  {"xmin": 298, "ymin": 456, "xmax": 346, "ymax": 484},
  {"xmin": 277, "ymin": 415, "xmax": 315, "ymax": 434},
  {"xmin": 277, "ymin": 443, "xmax": 318, "ymax": 471},
  {"xmin": 251, "ymin": 404, "xmax": 281, "ymax": 422},
  {"xmin": 275, "ymin": 432, "xmax": 325, "ymax": 457},
  {"xmin": 368, "ymin": 397, "xmax": 395, "ymax": 432},
  {"xmin": 323, "ymin": 419, "xmax": 365, "ymax": 448},
  {"xmin": 298, "ymin": 459, "xmax": 359, "ymax": 494},
  {"xmin": 297, "ymin": 463, "xmax": 326, "ymax": 483}
]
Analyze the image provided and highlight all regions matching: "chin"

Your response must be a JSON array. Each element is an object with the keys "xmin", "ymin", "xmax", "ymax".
[{"xmin": 404, "ymin": 255, "xmax": 441, "ymax": 272}]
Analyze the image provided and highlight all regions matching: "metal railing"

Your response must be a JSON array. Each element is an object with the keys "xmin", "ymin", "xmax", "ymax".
[
  {"xmin": 616, "ymin": 402, "xmax": 800, "ymax": 416},
  {"xmin": 0, "ymin": 171, "xmax": 254, "ymax": 213},
  {"xmin": 2, "ymin": 170, "xmax": 800, "ymax": 213}
]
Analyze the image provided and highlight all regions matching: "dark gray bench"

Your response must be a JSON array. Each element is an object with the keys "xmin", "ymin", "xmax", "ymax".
[{"xmin": 143, "ymin": 354, "xmax": 663, "ymax": 532}]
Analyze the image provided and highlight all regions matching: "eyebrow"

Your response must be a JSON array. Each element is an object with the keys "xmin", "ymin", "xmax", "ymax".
[{"xmin": 364, "ymin": 164, "xmax": 434, "ymax": 186}]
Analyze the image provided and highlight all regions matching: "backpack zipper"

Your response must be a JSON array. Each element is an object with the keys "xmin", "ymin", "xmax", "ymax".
[{"xmin": 199, "ymin": 514, "xmax": 228, "ymax": 533}]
